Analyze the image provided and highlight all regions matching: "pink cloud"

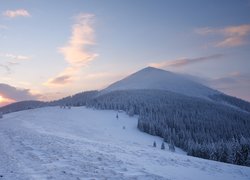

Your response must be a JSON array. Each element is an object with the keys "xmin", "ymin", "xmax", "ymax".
[
  {"xmin": 196, "ymin": 24, "xmax": 250, "ymax": 47},
  {"xmin": 48, "ymin": 75, "xmax": 73, "ymax": 85},
  {"xmin": 46, "ymin": 13, "xmax": 98, "ymax": 86},
  {"xmin": 45, "ymin": 67, "xmax": 76, "ymax": 86},
  {"xmin": 149, "ymin": 54, "xmax": 223, "ymax": 69},
  {"xmin": 59, "ymin": 13, "xmax": 98, "ymax": 66}
]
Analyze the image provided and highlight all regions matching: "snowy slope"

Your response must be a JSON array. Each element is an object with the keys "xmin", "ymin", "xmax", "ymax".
[
  {"xmin": 0, "ymin": 107, "xmax": 249, "ymax": 180},
  {"xmin": 102, "ymin": 67, "xmax": 220, "ymax": 98}
]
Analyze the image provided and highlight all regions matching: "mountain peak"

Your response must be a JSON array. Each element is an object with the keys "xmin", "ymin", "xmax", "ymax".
[
  {"xmin": 102, "ymin": 67, "xmax": 219, "ymax": 98},
  {"xmin": 139, "ymin": 66, "xmax": 169, "ymax": 73},
  {"xmin": 142, "ymin": 66, "xmax": 159, "ymax": 70}
]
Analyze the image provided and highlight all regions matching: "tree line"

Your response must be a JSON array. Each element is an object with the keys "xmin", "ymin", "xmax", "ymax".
[{"xmin": 87, "ymin": 89, "xmax": 250, "ymax": 166}]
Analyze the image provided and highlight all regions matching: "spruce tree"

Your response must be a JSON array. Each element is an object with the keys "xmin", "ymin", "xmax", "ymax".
[
  {"xmin": 161, "ymin": 142, "xmax": 165, "ymax": 150},
  {"xmin": 153, "ymin": 141, "xmax": 157, "ymax": 147}
]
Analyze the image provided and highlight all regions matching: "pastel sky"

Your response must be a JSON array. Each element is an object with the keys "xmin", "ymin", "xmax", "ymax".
[{"xmin": 0, "ymin": 0, "xmax": 250, "ymax": 106}]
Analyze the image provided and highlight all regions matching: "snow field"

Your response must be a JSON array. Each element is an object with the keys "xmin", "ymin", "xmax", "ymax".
[{"xmin": 0, "ymin": 106, "xmax": 249, "ymax": 180}]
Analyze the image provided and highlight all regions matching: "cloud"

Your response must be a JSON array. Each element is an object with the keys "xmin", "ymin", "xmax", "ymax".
[
  {"xmin": 0, "ymin": 53, "xmax": 30, "ymax": 61},
  {"xmin": 47, "ymin": 75, "xmax": 73, "ymax": 85},
  {"xmin": 0, "ymin": 83, "xmax": 38, "ymax": 105},
  {"xmin": 46, "ymin": 13, "xmax": 97, "ymax": 86},
  {"xmin": 196, "ymin": 24, "xmax": 250, "ymax": 47},
  {"xmin": 149, "ymin": 54, "xmax": 223, "ymax": 69},
  {"xmin": 59, "ymin": 14, "xmax": 97, "ymax": 66},
  {"xmin": 3, "ymin": 9, "xmax": 30, "ymax": 18},
  {"xmin": 0, "ymin": 53, "xmax": 30, "ymax": 74},
  {"xmin": 0, "ymin": 62, "xmax": 21, "ymax": 74},
  {"xmin": 44, "ymin": 66, "xmax": 77, "ymax": 86}
]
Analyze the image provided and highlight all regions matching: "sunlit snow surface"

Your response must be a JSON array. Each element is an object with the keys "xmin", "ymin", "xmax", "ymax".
[{"xmin": 0, "ymin": 107, "xmax": 249, "ymax": 180}]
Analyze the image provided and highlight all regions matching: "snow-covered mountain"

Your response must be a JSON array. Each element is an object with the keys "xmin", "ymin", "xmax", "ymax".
[
  {"xmin": 0, "ymin": 107, "xmax": 249, "ymax": 180},
  {"xmin": 1, "ymin": 67, "xmax": 250, "ymax": 168},
  {"xmin": 102, "ymin": 66, "xmax": 220, "ymax": 98},
  {"xmin": 89, "ymin": 67, "xmax": 250, "ymax": 167}
]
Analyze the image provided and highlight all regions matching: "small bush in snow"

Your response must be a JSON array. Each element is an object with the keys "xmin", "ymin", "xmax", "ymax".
[
  {"xmin": 161, "ymin": 142, "xmax": 165, "ymax": 150},
  {"xmin": 153, "ymin": 141, "xmax": 157, "ymax": 147}
]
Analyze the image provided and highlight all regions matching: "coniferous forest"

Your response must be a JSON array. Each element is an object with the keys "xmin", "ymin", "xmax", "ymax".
[{"xmin": 87, "ymin": 90, "xmax": 250, "ymax": 166}]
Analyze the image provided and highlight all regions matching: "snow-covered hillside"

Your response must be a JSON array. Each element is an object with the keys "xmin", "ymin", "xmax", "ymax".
[
  {"xmin": 0, "ymin": 107, "xmax": 249, "ymax": 180},
  {"xmin": 102, "ymin": 67, "xmax": 220, "ymax": 98}
]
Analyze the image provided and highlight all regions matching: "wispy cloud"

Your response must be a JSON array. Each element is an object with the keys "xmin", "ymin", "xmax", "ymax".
[
  {"xmin": 149, "ymin": 54, "xmax": 223, "ymax": 69},
  {"xmin": 47, "ymin": 75, "xmax": 73, "ymax": 85},
  {"xmin": 45, "ymin": 66, "xmax": 77, "ymax": 86},
  {"xmin": 0, "ymin": 52, "xmax": 31, "ymax": 74},
  {"xmin": 0, "ymin": 53, "xmax": 30, "ymax": 61},
  {"xmin": 59, "ymin": 14, "xmax": 97, "ymax": 66},
  {"xmin": 3, "ymin": 9, "xmax": 30, "ymax": 18},
  {"xmin": 0, "ymin": 62, "xmax": 20, "ymax": 74},
  {"xmin": 46, "ymin": 13, "xmax": 98, "ymax": 86},
  {"xmin": 196, "ymin": 24, "xmax": 250, "ymax": 47}
]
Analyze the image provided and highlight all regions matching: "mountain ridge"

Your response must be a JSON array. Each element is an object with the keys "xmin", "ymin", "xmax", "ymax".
[{"xmin": 102, "ymin": 66, "xmax": 221, "ymax": 99}]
